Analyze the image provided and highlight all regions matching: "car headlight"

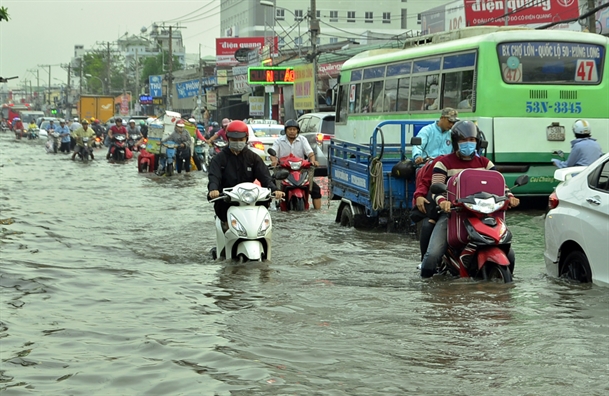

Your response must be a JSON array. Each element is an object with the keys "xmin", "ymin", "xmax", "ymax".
[
  {"xmin": 237, "ymin": 187, "xmax": 259, "ymax": 204},
  {"xmin": 289, "ymin": 161, "xmax": 302, "ymax": 170},
  {"xmin": 229, "ymin": 214, "xmax": 247, "ymax": 237},
  {"xmin": 463, "ymin": 197, "xmax": 503, "ymax": 214},
  {"xmin": 258, "ymin": 213, "xmax": 271, "ymax": 236}
]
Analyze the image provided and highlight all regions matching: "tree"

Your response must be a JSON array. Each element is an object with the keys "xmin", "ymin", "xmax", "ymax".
[
  {"xmin": 0, "ymin": 7, "xmax": 9, "ymax": 22},
  {"xmin": 139, "ymin": 52, "xmax": 183, "ymax": 91}
]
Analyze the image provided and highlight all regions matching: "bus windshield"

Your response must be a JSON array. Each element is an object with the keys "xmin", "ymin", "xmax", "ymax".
[{"xmin": 497, "ymin": 42, "xmax": 605, "ymax": 85}]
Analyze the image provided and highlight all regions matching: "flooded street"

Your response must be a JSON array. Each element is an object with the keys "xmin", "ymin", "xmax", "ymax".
[{"xmin": 1, "ymin": 134, "xmax": 608, "ymax": 395}]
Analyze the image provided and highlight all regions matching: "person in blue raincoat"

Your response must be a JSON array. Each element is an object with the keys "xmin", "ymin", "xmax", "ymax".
[{"xmin": 552, "ymin": 119, "xmax": 603, "ymax": 168}]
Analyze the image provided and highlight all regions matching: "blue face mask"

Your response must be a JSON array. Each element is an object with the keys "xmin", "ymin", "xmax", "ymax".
[{"xmin": 458, "ymin": 142, "xmax": 477, "ymax": 157}]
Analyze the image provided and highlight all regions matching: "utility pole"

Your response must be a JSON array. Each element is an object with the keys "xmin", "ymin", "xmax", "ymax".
[
  {"xmin": 310, "ymin": 0, "xmax": 320, "ymax": 112},
  {"xmin": 168, "ymin": 25, "xmax": 174, "ymax": 110},
  {"xmin": 198, "ymin": 44, "xmax": 203, "ymax": 122},
  {"xmin": 107, "ymin": 42, "xmax": 111, "ymax": 95},
  {"xmin": 79, "ymin": 58, "xmax": 84, "ymax": 95},
  {"xmin": 587, "ymin": 0, "xmax": 596, "ymax": 34},
  {"xmin": 37, "ymin": 64, "xmax": 52, "ymax": 106}
]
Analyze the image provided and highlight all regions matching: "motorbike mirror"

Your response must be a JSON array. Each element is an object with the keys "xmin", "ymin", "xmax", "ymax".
[
  {"xmin": 514, "ymin": 174, "xmax": 529, "ymax": 187},
  {"xmin": 479, "ymin": 140, "xmax": 488, "ymax": 149},
  {"xmin": 430, "ymin": 183, "xmax": 447, "ymax": 195},
  {"xmin": 274, "ymin": 168, "xmax": 290, "ymax": 180},
  {"xmin": 267, "ymin": 148, "xmax": 277, "ymax": 157},
  {"xmin": 410, "ymin": 136, "xmax": 422, "ymax": 146}
]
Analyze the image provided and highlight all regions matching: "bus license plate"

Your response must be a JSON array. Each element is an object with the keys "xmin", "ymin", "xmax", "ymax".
[{"xmin": 546, "ymin": 126, "xmax": 565, "ymax": 141}]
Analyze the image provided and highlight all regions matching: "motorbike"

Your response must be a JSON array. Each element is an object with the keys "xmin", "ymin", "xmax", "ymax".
[
  {"xmin": 158, "ymin": 141, "xmax": 177, "ymax": 176},
  {"xmin": 14, "ymin": 128, "xmax": 25, "ymax": 140},
  {"xmin": 204, "ymin": 139, "xmax": 226, "ymax": 170},
  {"xmin": 27, "ymin": 127, "xmax": 39, "ymax": 140},
  {"xmin": 75, "ymin": 137, "xmax": 94, "ymax": 162},
  {"xmin": 268, "ymin": 149, "xmax": 313, "ymax": 211},
  {"xmin": 108, "ymin": 135, "xmax": 127, "ymax": 162},
  {"xmin": 194, "ymin": 140, "xmax": 207, "ymax": 172},
  {"xmin": 430, "ymin": 171, "xmax": 529, "ymax": 283},
  {"xmin": 138, "ymin": 145, "xmax": 156, "ymax": 173},
  {"xmin": 46, "ymin": 131, "xmax": 61, "ymax": 153},
  {"xmin": 209, "ymin": 182, "xmax": 274, "ymax": 262},
  {"xmin": 92, "ymin": 136, "xmax": 104, "ymax": 148},
  {"xmin": 127, "ymin": 133, "xmax": 141, "ymax": 151},
  {"xmin": 0, "ymin": 120, "xmax": 9, "ymax": 131}
]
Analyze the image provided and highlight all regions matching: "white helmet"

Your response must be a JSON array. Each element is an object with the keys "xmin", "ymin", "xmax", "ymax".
[
  {"xmin": 573, "ymin": 119, "xmax": 591, "ymax": 136},
  {"xmin": 188, "ymin": 118, "xmax": 196, "ymax": 123},
  {"xmin": 129, "ymin": 119, "xmax": 135, "ymax": 124},
  {"xmin": 122, "ymin": 120, "xmax": 128, "ymax": 125}
]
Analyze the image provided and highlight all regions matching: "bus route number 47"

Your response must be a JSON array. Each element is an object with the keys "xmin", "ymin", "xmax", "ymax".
[{"xmin": 575, "ymin": 60, "xmax": 598, "ymax": 82}]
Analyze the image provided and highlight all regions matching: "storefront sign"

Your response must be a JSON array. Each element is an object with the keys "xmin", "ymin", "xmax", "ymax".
[
  {"xmin": 249, "ymin": 96, "xmax": 265, "ymax": 117},
  {"xmin": 294, "ymin": 64, "xmax": 315, "ymax": 110},
  {"xmin": 464, "ymin": 0, "xmax": 579, "ymax": 27},
  {"xmin": 176, "ymin": 79, "xmax": 201, "ymax": 99},
  {"xmin": 149, "ymin": 75, "xmax": 163, "ymax": 98},
  {"xmin": 216, "ymin": 37, "xmax": 278, "ymax": 66}
]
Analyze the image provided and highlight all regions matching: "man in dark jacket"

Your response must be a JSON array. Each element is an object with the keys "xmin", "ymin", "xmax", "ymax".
[{"xmin": 208, "ymin": 120, "xmax": 284, "ymax": 224}]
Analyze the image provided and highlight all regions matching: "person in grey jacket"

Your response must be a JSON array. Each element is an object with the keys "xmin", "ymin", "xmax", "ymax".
[
  {"xmin": 162, "ymin": 121, "xmax": 193, "ymax": 173},
  {"xmin": 552, "ymin": 119, "xmax": 603, "ymax": 168}
]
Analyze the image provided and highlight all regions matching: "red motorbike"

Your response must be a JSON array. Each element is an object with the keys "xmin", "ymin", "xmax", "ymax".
[
  {"xmin": 430, "ymin": 170, "xmax": 528, "ymax": 283},
  {"xmin": 271, "ymin": 151, "xmax": 313, "ymax": 211}
]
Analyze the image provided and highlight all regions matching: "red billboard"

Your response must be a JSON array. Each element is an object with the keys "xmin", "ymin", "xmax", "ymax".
[
  {"xmin": 464, "ymin": 0, "xmax": 579, "ymax": 27},
  {"xmin": 215, "ymin": 37, "xmax": 279, "ymax": 67}
]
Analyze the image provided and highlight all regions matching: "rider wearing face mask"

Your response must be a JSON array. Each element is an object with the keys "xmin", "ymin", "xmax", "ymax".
[
  {"xmin": 419, "ymin": 120, "xmax": 520, "ymax": 278},
  {"xmin": 208, "ymin": 120, "xmax": 284, "ymax": 225}
]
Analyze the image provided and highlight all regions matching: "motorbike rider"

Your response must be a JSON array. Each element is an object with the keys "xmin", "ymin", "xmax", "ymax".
[
  {"xmin": 71, "ymin": 119, "xmax": 96, "ymax": 160},
  {"xmin": 28, "ymin": 119, "xmax": 37, "ymax": 131},
  {"xmin": 139, "ymin": 120, "xmax": 148, "ymax": 138},
  {"xmin": 419, "ymin": 120, "xmax": 520, "ymax": 278},
  {"xmin": 208, "ymin": 120, "xmax": 284, "ymax": 228},
  {"xmin": 127, "ymin": 119, "xmax": 140, "ymax": 136},
  {"xmin": 162, "ymin": 121, "xmax": 193, "ymax": 174},
  {"xmin": 55, "ymin": 120, "xmax": 72, "ymax": 153},
  {"xmin": 106, "ymin": 117, "xmax": 127, "ymax": 159},
  {"xmin": 552, "ymin": 119, "xmax": 603, "ymax": 169},
  {"xmin": 13, "ymin": 117, "xmax": 23, "ymax": 132},
  {"xmin": 206, "ymin": 118, "xmax": 231, "ymax": 145},
  {"xmin": 270, "ymin": 119, "xmax": 322, "ymax": 209},
  {"xmin": 412, "ymin": 108, "xmax": 459, "ymax": 167},
  {"xmin": 206, "ymin": 121, "xmax": 221, "ymax": 140},
  {"xmin": 91, "ymin": 119, "xmax": 105, "ymax": 138}
]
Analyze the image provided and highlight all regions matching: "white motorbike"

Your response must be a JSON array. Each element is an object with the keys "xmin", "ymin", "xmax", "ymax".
[
  {"xmin": 209, "ymin": 182, "xmax": 274, "ymax": 263},
  {"xmin": 46, "ymin": 131, "xmax": 61, "ymax": 153}
]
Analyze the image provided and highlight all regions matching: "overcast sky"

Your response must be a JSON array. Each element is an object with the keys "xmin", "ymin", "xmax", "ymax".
[{"xmin": 0, "ymin": 0, "xmax": 220, "ymax": 87}]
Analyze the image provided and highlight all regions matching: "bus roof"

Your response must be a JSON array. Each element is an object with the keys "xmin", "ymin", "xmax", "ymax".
[{"xmin": 342, "ymin": 29, "xmax": 609, "ymax": 71}]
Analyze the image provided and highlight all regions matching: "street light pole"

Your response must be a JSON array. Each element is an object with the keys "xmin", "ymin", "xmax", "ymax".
[
  {"xmin": 85, "ymin": 74, "xmax": 105, "ymax": 94},
  {"xmin": 310, "ymin": 0, "xmax": 320, "ymax": 112}
]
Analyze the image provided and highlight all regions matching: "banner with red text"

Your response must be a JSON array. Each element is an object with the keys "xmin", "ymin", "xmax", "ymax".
[
  {"xmin": 464, "ymin": 0, "xmax": 579, "ymax": 27},
  {"xmin": 215, "ymin": 37, "xmax": 278, "ymax": 67}
]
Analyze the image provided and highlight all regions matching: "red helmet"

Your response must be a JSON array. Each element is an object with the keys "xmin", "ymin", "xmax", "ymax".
[{"xmin": 226, "ymin": 120, "xmax": 249, "ymax": 139}]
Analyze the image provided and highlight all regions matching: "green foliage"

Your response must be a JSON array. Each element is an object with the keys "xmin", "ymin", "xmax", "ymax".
[
  {"xmin": 0, "ymin": 6, "xmax": 9, "ymax": 22},
  {"xmin": 139, "ymin": 52, "xmax": 183, "ymax": 86}
]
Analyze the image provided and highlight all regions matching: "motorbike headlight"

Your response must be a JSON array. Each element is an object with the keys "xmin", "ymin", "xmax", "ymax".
[
  {"xmin": 258, "ymin": 213, "xmax": 271, "ymax": 237},
  {"xmin": 289, "ymin": 161, "xmax": 302, "ymax": 170},
  {"xmin": 463, "ymin": 197, "xmax": 503, "ymax": 214},
  {"xmin": 237, "ymin": 187, "xmax": 259, "ymax": 204},
  {"xmin": 229, "ymin": 214, "xmax": 247, "ymax": 237}
]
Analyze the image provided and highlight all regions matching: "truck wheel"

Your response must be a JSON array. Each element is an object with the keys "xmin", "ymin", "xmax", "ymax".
[{"xmin": 340, "ymin": 205, "xmax": 354, "ymax": 227}]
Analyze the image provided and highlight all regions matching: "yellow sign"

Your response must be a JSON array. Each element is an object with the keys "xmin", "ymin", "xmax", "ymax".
[{"xmin": 294, "ymin": 64, "xmax": 315, "ymax": 110}]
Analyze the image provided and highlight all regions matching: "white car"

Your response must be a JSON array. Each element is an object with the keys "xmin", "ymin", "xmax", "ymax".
[
  {"xmin": 544, "ymin": 153, "xmax": 609, "ymax": 286},
  {"xmin": 250, "ymin": 123, "xmax": 283, "ymax": 156},
  {"xmin": 247, "ymin": 125, "xmax": 272, "ymax": 165}
]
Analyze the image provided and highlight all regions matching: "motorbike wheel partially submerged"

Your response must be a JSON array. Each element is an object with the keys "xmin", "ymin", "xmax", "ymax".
[{"xmin": 482, "ymin": 263, "xmax": 512, "ymax": 283}]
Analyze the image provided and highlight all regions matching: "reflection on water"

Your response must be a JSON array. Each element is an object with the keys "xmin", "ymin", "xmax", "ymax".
[{"xmin": 1, "ymin": 135, "xmax": 608, "ymax": 395}]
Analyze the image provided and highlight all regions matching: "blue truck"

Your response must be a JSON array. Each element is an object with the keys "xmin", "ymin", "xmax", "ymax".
[{"xmin": 329, "ymin": 120, "xmax": 430, "ymax": 232}]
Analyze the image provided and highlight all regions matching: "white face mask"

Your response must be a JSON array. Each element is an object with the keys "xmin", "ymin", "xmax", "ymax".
[{"xmin": 229, "ymin": 141, "xmax": 247, "ymax": 152}]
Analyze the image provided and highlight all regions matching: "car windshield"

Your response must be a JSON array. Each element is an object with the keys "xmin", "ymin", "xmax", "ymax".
[{"xmin": 252, "ymin": 127, "xmax": 282, "ymax": 137}]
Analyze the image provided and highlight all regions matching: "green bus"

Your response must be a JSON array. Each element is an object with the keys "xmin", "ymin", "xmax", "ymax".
[{"xmin": 335, "ymin": 27, "xmax": 609, "ymax": 195}]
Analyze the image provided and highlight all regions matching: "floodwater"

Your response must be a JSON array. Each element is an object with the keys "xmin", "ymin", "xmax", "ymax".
[{"xmin": 1, "ymin": 133, "xmax": 608, "ymax": 396}]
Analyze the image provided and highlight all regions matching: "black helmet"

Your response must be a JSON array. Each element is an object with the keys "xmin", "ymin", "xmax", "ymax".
[
  {"xmin": 450, "ymin": 120, "xmax": 479, "ymax": 152},
  {"xmin": 283, "ymin": 119, "xmax": 300, "ymax": 135},
  {"xmin": 391, "ymin": 159, "xmax": 415, "ymax": 180},
  {"xmin": 115, "ymin": 117, "xmax": 122, "ymax": 123}
]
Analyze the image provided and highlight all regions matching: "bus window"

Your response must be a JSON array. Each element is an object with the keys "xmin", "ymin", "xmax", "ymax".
[
  {"xmin": 363, "ymin": 66, "xmax": 386, "ymax": 80},
  {"xmin": 361, "ymin": 81, "xmax": 384, "ymax": 113},
  {"xmin": 349, "ymin": 83, "xmax": 361, "ymax": 114},
  {"xmin": 384, "ymin": 79, "xmax": 398, "ymax": 112},
  {"xmin": 397, "ymin": 77, "xmax": 410, "ymax": 112},
  {"xmin": 411, "ymin": 75, "xmax": 439, "ymax": 111},
  {"xmin": 338, "ymin": 85, "xmax": 349, "ymax": 122},
  {"xmin": 443, "ymin": 70, "xmax": 475, "ymax": 110}
]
